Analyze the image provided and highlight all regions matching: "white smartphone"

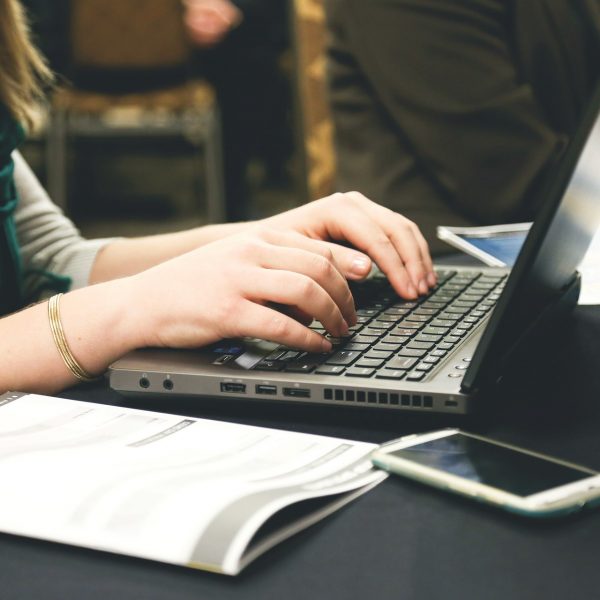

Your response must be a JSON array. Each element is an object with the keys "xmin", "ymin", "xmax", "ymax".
[{"xmin": 371, "ymin": 429, "xmax": 600, "ymax": 517}]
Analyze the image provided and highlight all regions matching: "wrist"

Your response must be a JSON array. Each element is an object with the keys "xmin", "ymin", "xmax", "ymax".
[{"xmin": 59, "ymin": 278, "xmax": 149, "ymax": 374}]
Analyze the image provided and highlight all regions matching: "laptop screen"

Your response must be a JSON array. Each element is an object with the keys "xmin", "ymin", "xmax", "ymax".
[{"xmin": 462, "ymin": 85, "xmax": 600, "ymax": 393}]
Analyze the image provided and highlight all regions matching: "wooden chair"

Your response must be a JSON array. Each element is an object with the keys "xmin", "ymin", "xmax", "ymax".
[
  {"xmin": 46, "ymin": 0, "xmax": 225, "ymax": 222},
  {"xmin": 290, "ymin": 0, "xmax": 336, "ymax": 201}
]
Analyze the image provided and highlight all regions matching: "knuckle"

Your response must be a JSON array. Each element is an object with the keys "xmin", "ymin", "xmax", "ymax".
[
  {"xmin": 312, "ymin": 254, "xmax": 334, "ymax": 279},
  {"xmin": 270, "ymin": 315, "xmax": 291, "ymax": 340},
  {"xmin": 236, "ymin": 237, "xmax": 260, "ymax": 257},
  {"xmin": 297, "ymin": 275, "xmax": 318, "ymax": 299}
]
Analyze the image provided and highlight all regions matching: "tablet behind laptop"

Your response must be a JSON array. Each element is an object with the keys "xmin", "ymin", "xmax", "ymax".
[{"xmin": 109, "ymin": 84, "xmax": 600, "ymax": 415}]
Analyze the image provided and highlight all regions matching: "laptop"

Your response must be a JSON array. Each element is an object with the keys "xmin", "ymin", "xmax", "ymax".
[{"xmin": 109, "ymin": 85, "xmax": 600, "ymax": 415}]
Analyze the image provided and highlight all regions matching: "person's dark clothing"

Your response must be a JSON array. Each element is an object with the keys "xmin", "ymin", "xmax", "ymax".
[
  {"xmin": 325, "ymin": 0, "xmax": 600, "ymax": 254},
  {"xmin": 196, "ymin": 0, "xmax": 292, "ymax": 221}
]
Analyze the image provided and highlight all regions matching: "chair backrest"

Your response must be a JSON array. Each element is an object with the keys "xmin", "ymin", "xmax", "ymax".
[
  {"xmin": 71, "ymin": 0, "xmax": 189, "ymax": 68},
  {"xmin": 291, "ymin": 0, "xmax": 336, "ymax": 200},
  {"xmin": 69, "ymin": 0, "xmax": 191, "ymax": 91}
]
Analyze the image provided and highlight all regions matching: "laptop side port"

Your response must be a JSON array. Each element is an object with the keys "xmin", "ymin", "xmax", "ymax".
[
  {"xmin": 255, "ymin": 384, "xmax": 277, "ymax": 395},
  {"xmin": 283, "ymin": 387, "xmax": 311, "ymax": 398},
  {"xmin": 220, "ymin": 382, "xmax": 246, "ymax": 393}
]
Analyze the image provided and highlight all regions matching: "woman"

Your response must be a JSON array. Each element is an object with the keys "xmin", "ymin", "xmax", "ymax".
[{"xmin": 0, "ymin": 0, "xmax": 435, "ymax": 394}]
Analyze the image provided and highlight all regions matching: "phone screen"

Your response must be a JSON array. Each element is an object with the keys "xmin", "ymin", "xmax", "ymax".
[
  {"xmin": 388, "ymin": 433, "xmax": 592, "ymax": 497},
  {"xmin": 457, "ymin": 232, "xmax": 527, "ymax": 266}
]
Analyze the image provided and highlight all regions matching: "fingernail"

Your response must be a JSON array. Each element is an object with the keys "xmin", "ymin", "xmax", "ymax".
[
  {"xmin": 340, "ymin": 320, "xmax": 349, "ymax": 335},
  {"xmin": 350, "ymin": 255, "xmax": 370, "ymax": 276},
  {"xmin": 418, "ymin": 279, "xmax": 428, "ymax": 295},
  {"xmin": 407, "ymin": 284, "xmax": 417, "ymax": 298},
  {"xmin": 428, "ymin": 272, "xmax": 437, "ymax": 286}
]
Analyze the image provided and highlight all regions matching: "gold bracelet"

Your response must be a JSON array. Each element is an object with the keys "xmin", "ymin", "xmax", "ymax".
[{"xmin": 48, "ymin": 293, "xmax": 99, "ymax": 382}]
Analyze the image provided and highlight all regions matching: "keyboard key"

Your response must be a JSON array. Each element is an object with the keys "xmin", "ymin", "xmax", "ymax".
[
  {"xmin": 255, "ymin": 360, "xmax": 284, "ymax": 371},
  {"xmin": 422, "ymin": 326, "xmax": 449, "ymax": 335},
  {"xmin": 315, "ymin": 365, "xmax": 345, "ymax": 375},
  {"xmin": 405, "ymin": 314, "xmax": 431, "ymax": 323},
  {"xmin": 386, "ymin": 328, "xmax": 415, "ymax": 338},
  {"xmin": 360, "ymin": 327, "xmax": 385, "ymax": 338},
  {"xmin": 326, "ymin": 350, "xmax": 361, "ymax": 366},
  {"xmin": 368, "ymin": 320, "xmax": 394, "ymax": 330},
  {"xmin": 437, "ymin": 342, "xmax": 455, "ymax": 350},
  {"xmin": 344, "ymin": 342, "xmax": 370, "ymax": 351},
  {"xmin": 413, "ymin": 308, "xmax": 437, "ymax": 316},
  {"xmin": 397, "ymin": 348, "xmax": 427, "ymax": 358},
  {"xmin": 356, "ymin": 358, "xmax": 385, "ymax": 368},
  {"xmin": 422, "ymin": 356, "xmax": 441, "ymax": 364},
  {"xmin": 387, "ymin": 356, "xmax": 418, "ymax": 370},
  {"xmin": 431, "ymin": 319, "xmax": 456, "ymax": 328},
  {"xmin": 351, "ymin": 334, "xmax": 379, "ymax": 345},
  {"xmin": 344, "ymin": 367, "xmax": 375, "ymax": 377},
  {"xmin": 264, "ymin": 348, "xmax": 285, "ymax": 360},
  {"xmin": 382, "ymin": 307, "xmax": 411, "ymax": 316},
  {"xmin": 415, "ymin": 362, "xmax": 434, "ymax": 372},
  {"xmin": 431, "ymin": 349, "xmax": 448, "ymax": 357},
  {"xmin": 415, "ymin": 334, "xmax": 442, "ymax": 343},
  {"xmin": 376, "ymin": 313, "xmax": 402, "ymax": 322},
  {"xmin": 374, "ymin": 341, "xmax": 405, "ymax": 351},
  {"xmin": 407, "ymin": 341, "xmax": 435, "ymax": 351},
  {"xmin": 406, "ymin": 371, "xmax": 426, "ymax": 381},
  {"xmin": 285, "ymin": 361, "xmax": 317, "ymax": 373},
  {"xmin": 365, "ymin": 350, "xmax": 393, "ymax": 360},
  {"xmin": 376, "ymin": 370, "xmax": 407, "ymax": 380}
]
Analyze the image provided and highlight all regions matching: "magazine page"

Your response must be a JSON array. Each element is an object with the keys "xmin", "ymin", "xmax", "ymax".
[{"xmin": 0, "ymin": 393, "xmax": 385, "ymax": 575}]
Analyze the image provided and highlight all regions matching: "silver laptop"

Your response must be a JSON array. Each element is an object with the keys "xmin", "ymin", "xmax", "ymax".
[{"xmin": 110, "ymin": 85, "xmax": 600, "ymax": 415}]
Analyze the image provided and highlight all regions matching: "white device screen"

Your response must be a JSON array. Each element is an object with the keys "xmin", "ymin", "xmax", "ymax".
[
  {"xmin": 388, "ymin": 433, "xmax": 592, "ymax": 497},
  {"xmin": 456, "ymin": 231, "xmax": 527, "ymax": 266}
]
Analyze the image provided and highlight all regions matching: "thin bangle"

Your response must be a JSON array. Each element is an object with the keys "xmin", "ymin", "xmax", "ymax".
[{"xmin": 48, "ymin": 293, "xmax": 99, "ymax": 382}]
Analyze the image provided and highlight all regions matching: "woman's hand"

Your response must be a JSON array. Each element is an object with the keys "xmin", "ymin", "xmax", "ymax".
[
  {"xmin": 257, "ymin": 192, "xmax": 436, "ymax": 299},
  {"xmin": 127, "ymin": 228, "xmax": 358, "ymax": 353}
]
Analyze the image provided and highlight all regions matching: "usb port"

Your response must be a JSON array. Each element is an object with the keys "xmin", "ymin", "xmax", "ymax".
[
  {"xmin": 220, "ymin": 382, "xmax": 246, "ymax": 393},
  {"xmin": 283, "ymin": 387, "xmax": 311, "ymax": 398},
  {"xmin": 256, "ymin": 384, "xmax": 277, "ymax": 395}
]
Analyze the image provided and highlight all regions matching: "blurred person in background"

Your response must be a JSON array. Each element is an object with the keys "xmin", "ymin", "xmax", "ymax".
[
  {"xmin": 0, "ymin": 0, "xmax": 435, "ymax": 394},
  {"xmin": 325, "ymin": 0, "xmax": 600, "ymax": 255},
  {"xmin": 183, "ymin": 0, "xmax": 293, "ymax": 221}
]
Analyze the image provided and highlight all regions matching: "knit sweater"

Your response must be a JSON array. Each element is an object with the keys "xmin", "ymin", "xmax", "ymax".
[{"xmin": 12, "ymin": 150, "xmax": 115, "ymax": 302}]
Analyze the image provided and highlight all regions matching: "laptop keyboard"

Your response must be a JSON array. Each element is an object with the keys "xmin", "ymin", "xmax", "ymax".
[{"xmin": 253, "ymin": 270, "xmax": 507, "ymax": 381}]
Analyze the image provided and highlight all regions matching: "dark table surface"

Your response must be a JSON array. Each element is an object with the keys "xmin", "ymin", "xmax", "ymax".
[{"xmin": 3, "ymin": 305, "xmax": 600, "ymax": 599}]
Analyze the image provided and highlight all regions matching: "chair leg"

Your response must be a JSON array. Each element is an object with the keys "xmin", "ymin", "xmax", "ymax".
[
  {"xmin": 46, "ymin": 108, "xmax": 68, "ymax": 211},
  {"xmin": 204, "ymin": 107, "xmax": 226, "ymax": 224}
]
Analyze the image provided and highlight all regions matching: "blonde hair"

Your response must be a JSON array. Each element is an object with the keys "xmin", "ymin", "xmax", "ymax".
[{"xmin": 0, "ymin": 0, "xmax": 53, "ymax": 130}]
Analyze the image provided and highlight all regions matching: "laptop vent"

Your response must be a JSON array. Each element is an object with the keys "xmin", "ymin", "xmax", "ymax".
[{"xmin": 323, "ymin": 388, "xmax": 433, "ymax": 408}]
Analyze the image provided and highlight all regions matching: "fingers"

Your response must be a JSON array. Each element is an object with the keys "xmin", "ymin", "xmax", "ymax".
[
  {"xmin": 232, "ymin": 301, "xmax": 332, "ymax": 353},
  {"xmin": 243, "ymin": 266, "xmax": 350, "ymax": 338},
  {"xmin": 251, "ymin": 231, "xmax": 357, "ymax": 324},
  {"xmin": 319, "ymin": 192, "xmax": 436, "ymax": 298}
]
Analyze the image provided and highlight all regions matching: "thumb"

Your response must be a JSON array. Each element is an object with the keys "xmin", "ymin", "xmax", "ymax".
[{"xmin": 327, "ymin": 244, "xmax": 372, "ymax": 281}]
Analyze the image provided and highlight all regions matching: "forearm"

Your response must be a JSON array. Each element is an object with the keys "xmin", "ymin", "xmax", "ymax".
[
  {"xmin": 89, "ymin": 222, "xmax": 248, "ymax": 283},
  {"xmin": 0, "ymin": 279, "xmax": 144, "ymax": 394}
]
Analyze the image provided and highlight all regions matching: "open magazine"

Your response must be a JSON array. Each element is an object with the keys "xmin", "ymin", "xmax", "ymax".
[{"xmin": 0, "ymin": 392, "xmax": 386, "ymax": 575}]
